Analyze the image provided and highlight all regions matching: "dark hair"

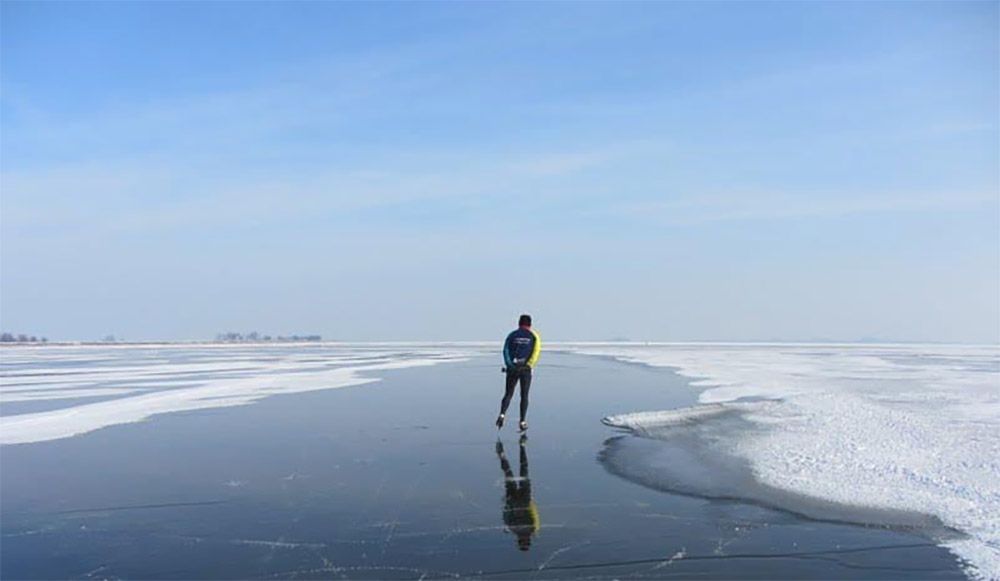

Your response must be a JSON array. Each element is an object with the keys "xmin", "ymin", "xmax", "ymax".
[{"xmin": 518, "ymin": 314, "xmax": 532, "ymax": 327}]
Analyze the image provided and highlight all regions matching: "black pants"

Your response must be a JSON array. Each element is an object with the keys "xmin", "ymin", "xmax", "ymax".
[{"xmin": 500, "ymin": 366, "xmax": 532, "ymax": 421}]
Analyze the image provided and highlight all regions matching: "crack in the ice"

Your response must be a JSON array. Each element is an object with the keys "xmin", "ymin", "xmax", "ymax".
[
  {"xmin": 535, "ymin": 541, "xmax": 591, "ymax": 574},
  {"xmin": 48, "ymin": 500, "xmax": 227, "ymax": 515},
  {"xmin": 152, "ymin": 533, "xmax": 376, "ymax": 548},
  {"xmin": 379, "ymin": 518, "xmax": 401, "ymax": 557},
  {"xmin": 463, "ymin": 542, "xmax": 945, "ymax": 578},
  {"xmin": 83, "ymin": 564, "xmax": 109, "ymax": 578},
  {"xmin": 232, "ymin": 538, "xmax": 327, "ymax": 549},
  {"xmin": 376, "ymin": 469, "xmax": 428, "ymax": 557},
  {"xmin": 1, "ymin": 527, "xmax": 52, "ymax": 537},
  {"xmin": 646, "ymin": 548, "xmax": 686, "ymax": 573},
  {"xmin": 711, "ymin": 521, "xmax": 757, "ymax": 556},
  {"xmin": 266, "ymin": 565, "xmax": 462, "ymax": 579},
  {"xmin": 401, "ymin": 523, "xmax": 569, "ymax": 541}
]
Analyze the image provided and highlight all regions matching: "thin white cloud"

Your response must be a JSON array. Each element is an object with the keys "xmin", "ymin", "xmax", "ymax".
[
  {"xmin": 613, "ymin": 190, "xmax": 998, "ymax": 224},
  {"xmin": 0, "ymin": 140, "xmax": 651, "ymax": 236}
]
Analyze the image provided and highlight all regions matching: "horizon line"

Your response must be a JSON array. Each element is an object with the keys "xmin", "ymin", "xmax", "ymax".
[{"xmin": 1, "ymin": 339, "xmax": 997, "ymax": 348}]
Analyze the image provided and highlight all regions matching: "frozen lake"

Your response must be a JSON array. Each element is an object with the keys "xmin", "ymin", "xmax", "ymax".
[{"xmin": 0, "ymin": 344, "xmax": 979, "ymax": 578}]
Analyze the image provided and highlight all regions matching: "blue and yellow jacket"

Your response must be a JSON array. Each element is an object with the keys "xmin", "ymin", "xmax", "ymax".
[{"xmin": 504, "ymin": 327, "xmax": 541, "ymax": 368}]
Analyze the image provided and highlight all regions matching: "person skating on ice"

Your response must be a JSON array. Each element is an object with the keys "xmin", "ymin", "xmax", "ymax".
[{"xmin": 496, "ymin": 314, "xmax": 541, "ymax": 432}]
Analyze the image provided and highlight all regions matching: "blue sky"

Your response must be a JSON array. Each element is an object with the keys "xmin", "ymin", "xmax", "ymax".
[{"xmin": 1, "ymin": 1, "xmax": 997, "ymax": 342}]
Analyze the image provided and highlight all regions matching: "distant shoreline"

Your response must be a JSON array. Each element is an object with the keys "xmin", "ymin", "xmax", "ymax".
[{"xmin": 1, "ymin": 340, "xmax": 996, "ymax": 348}]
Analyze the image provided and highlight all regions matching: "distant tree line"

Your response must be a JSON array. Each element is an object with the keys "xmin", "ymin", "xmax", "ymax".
[
  {"xmin": 0, "ymin": 333, "xmax": 48, "ymax": 343},
  {"xmin": 215, "ymin": 332, "xmax": 322, "ymax": 343}
]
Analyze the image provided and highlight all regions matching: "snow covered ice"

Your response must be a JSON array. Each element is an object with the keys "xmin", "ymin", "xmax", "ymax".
[
  {"xmin": 570, "ymin": 343, "xmax": 1000, "ymax": 580},
  {"xmin": 0, "ymin": 343, "xmax": 483, "ymax": 445}
]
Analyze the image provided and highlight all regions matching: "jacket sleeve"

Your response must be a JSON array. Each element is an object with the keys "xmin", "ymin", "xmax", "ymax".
[
  {"xmin": 503, "ymin": 332, "xmax": 514, "ymax": 367},
  {"xmin": 527, "ymin": 330, "xmax": 542, "ymax": 367}
]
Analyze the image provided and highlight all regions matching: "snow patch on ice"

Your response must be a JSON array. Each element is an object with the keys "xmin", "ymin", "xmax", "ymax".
[
  {"xmin": 0, "ymin": 344, "xmax": 477, "ymax": 445},
  {"xmin": 603, "ymin": 402, "xmax": 767, "ymax": 433},
  {"xmin": 570, "ymin": 343, "xmax": 1000, "ymax": 580}
]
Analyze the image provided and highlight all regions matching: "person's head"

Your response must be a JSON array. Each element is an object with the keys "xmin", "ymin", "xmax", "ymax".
[{"xmin": 518, "ymin": 314, "xmax": 532, "ymax": 328}]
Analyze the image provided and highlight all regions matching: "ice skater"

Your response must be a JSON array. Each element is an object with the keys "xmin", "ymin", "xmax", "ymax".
[{"xmin": 496, "ymin": 314, "xmax": 541, "ymax": 432}]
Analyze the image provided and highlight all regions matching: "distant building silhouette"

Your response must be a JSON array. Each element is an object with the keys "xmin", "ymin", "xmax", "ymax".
[
  {"xmin": 214, "ymin": 332, "xmax": 321, "ymax": 343},
  {"xmin": 1, "ymin": 332, "xmax": 48, "ymax": 343}
]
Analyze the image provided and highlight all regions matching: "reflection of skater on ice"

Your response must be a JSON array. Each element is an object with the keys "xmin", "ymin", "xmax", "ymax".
[{"xmin": 496, "ymin": 436, "xmax": 540, "ymax": 551}]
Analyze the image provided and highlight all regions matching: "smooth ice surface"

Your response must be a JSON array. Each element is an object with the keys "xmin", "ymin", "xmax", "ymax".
[
  {"xmin": 0, "ymin": 352, "xmax": 963, "ymax": 579},
  {"xmin": 0, "ymin": 344, "xmax": 484, "ymax": 445},
  {"xmin": 567, "ymin": 343, "xmax": 1000, "ymax": 580}
]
